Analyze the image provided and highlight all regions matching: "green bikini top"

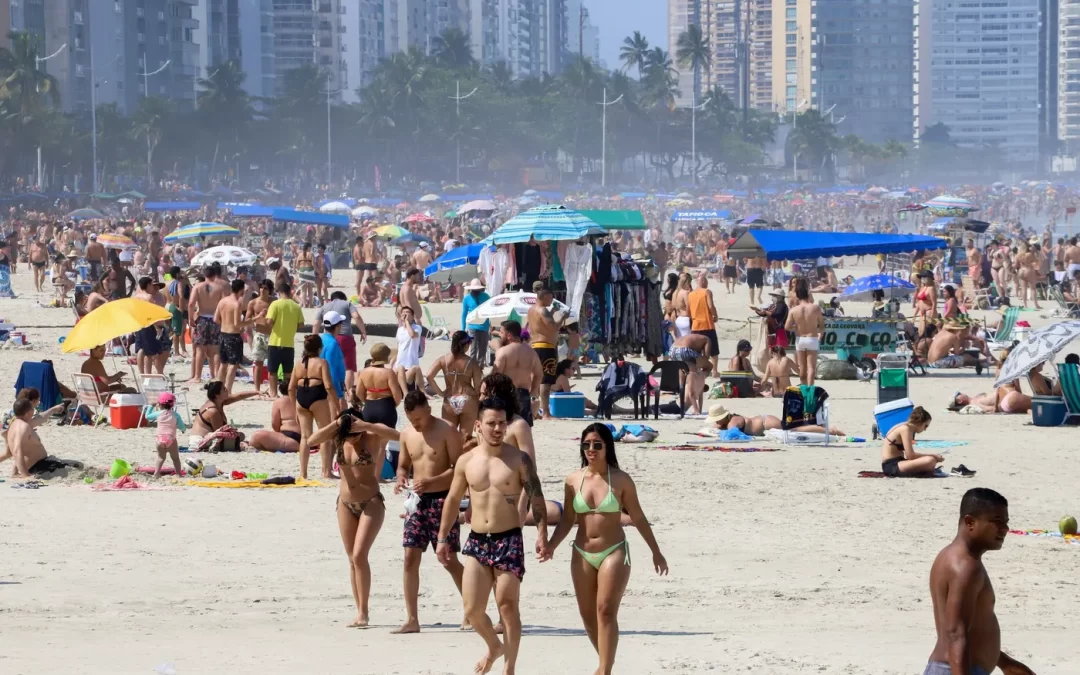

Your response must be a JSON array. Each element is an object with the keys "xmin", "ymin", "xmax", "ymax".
[{"xmin": 573, "ymin": 468, "xmax": 621, "ymax": 514}]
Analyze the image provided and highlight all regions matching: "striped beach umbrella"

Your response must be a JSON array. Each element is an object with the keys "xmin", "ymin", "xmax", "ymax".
[
  {"xmin": 163, "ymin": 222, "xmax": 240, "ymax": 242},
  {"xmin": 489, "ymin": 204, "xmax": 605, "ymax": 245},
  {"xmin": 97, "ymin": 233, "xmax": 138, "ymax": 249},
  {"xmin": 923, "ymin": 194, "xmax": 977, "ymax": 217},
  {"xmin": 374, "ymin": 224, "xmax": 410, "ymax": 239}
]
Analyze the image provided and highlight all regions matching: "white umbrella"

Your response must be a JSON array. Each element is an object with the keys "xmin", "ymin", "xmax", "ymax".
[
  {"xmin": 419, "ymin": 194, "xmax": 441, "ymax": 202},
  {"xmin": 320, "ymin": 201, "xmax": 351, "ymax": 214},
  {"xmin": 466, "ymin": 291, "xmax": 571, "ymax": 324},
  {"xmin": 352, "ymin": 205, "xmax": 378, "ymax": 218},
  {"xmin": 190, "ymin": 245, "xmax": 258, "ymax": 267},
  {"xmin": 459, "ymin": 199, "xmax": 496, "ymax": 214},
  {"xmin": 994, "ymin": 320, "xmax": 1080, "ymax": 387}
]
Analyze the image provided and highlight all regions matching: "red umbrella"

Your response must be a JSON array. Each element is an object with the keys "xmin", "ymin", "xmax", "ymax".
[{"xmin": 402, "ymin": 213, "xmax": 435, "ymax": 224}]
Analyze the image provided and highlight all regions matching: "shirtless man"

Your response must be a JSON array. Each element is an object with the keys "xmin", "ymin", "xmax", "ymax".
[
  {"xmin": 785, "ymin": 277, "xmax": 824, "ymax": 385},
  {"xmin": 412, "ymin": 243, "xmax": 435, "ymax": 301},
  {"xmin": 400, "ymin": 267, "xmax": 425, "ymax": 331},
  {"xmin": 745, "ymin": 255, "xmax": 767, "ymax": 304},
  {"xmin": 360, "ymin": 234, "xmax": 378, "ymax": 287},
  {"xmin": 188, "ymin": 263, "xmax": 228, "ymax": 383},
  {"xmin": 314, "ymin": 243, "xmax": 330, "ymax": 302},
  {"xmin": 526, "ymin": 281, "xmax": 561, "ymax": 419},
  {"xmin": 100, "ymin": 254, "xmax": 136, "ymax": 301},
  {"xmin": 352, "ymin": 235, "xmax": 366, "ymax": 298},
  {"xmin": 247, "ymin": 279, "xmax": 275, "ymax": 394},
  {"xmin": 966, "ymin": 239, "xmax": 983, "ymax": 284},
  {"xmin": 29, "ymin": 236, "xmax": 48, "ymax": 291},
  {"xmin": 1065, "ymin": 237, "xmax": 1080, "ymax": 278},
  {"xmin": 669, "ymin": 333, "xmax": 712, "ymax": 414},
  {"xmin": 85, "ymin": 281, "xmax": 109, "ymax": 313},
  {"xmin": 215, "ymin": 279, "xmax": 263, "ymax": 393},
  {"xmin": 392, "ymin": 391, "xmax": 466, "ymax": 634},
  {"xmin": 358, "ymin": 275, "xmax": 384, "ymax": 307},
  {"xmin": 5, "ymin": 399, "xmax": 53, "ymax": 477},
  {"xmin": 85, "ymin": 233, "xmax": 105, "ymax": 282},
  {"xmin": 924, "ymin": 488, "xmax": 1035, "ymax": 675},
  {"xmin": 492, "ymin": 321, "xmax": 543, "ymax": 427},
  {"xmin": 132, "ymin": 277, "xmax": 170, "ymax": 374},
  {"xmin": 760, "ymin": 346, "xmax": 799, "ymax": 396},
  {"xmin": 436, "ymin": 398, "xmax": 548, "ymax": 675},
  {"xmin": 147, "ymin": 229, "xmax": 162, "ymax": 280},
  {"xmin": 928, "ymin": 325, "xmax": 987, "ymax": 372}
]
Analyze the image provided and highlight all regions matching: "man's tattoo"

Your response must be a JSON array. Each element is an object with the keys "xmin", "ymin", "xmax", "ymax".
[{"xmin": 521, "ymin": 453, "xmax": 545, "ymax": 523}]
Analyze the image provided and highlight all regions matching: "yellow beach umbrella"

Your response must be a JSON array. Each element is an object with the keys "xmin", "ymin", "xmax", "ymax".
[{"xmin": 62, "ymin": 298, "xmax": 172, "ymax": 354}]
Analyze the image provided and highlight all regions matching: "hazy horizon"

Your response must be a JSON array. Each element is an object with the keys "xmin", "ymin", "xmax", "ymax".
[{"xmin": 589, "ymin": 0, "xmax": 667, "ymax": 73}]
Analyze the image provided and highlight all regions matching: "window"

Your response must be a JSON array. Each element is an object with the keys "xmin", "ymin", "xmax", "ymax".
[
  {"xmin": 786, "ymin": 7, "xmax": 797, "ymax": 18},
  {"xmin": 787, "ymin": 21, "xmax": 797, "ymax": 31},
  {"xmin": 786, "ymin": 59, "xmax": 796, "ymax": 71},
  {"xmin": 786, "ymin": 34, "xmax": 796, "ymax": 44},
  {"xmin": 786, "ymin": 73, "xmax": 796, "ymax": 83},
  {"xmin": 787, "ymin": 85, "xmax": 797, "ymax": 95},
  {"xmin": 786, "ymin": 46, "xmax": 797, "ymax": 57}
]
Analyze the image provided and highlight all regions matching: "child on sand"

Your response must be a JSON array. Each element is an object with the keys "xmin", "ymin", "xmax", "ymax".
[{"xmin": 145, "ymin": 392, "xmax": 186, "ymax": 478}]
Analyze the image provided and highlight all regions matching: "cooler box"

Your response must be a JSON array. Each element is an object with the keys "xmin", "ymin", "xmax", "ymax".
[
  {"xmin": 718, "ymin": 372, "xmax": 755, "ymax": 398},
  {"xmin": 381, "ymin": 441, "xmax": 400, "ymax": 480},
  {"xmin": 109, "ymin": 393, "xmax": 147, "ymax": 429},
  {"xmin": 549, "ymin": 392, "xmax": 586, "ymax": 418},
  {"xmin": 1031, "ymin": 396, "xmax": 1068, "ymax": 427},
  {"xmin": 874, "ymin": 398, "xmax": 914, "ymax": 437},
  {"xmin": 877, "ymin": 368, "xmax": 909, "ymax": 404}
]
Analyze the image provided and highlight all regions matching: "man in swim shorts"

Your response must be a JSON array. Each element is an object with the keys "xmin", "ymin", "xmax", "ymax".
[
  {"xmin": 785, "ymin": 278, "xmax": 824, "ymax": 385},
  {"xmin": 493, "ymin": 320, "xmax": 543, "ymax": 426},
  {"xmin": 527, "ymin": 281, "xmax": 561, "ymax": 419},
  {"xmin": 437, "ymin": 397, "xmax": 548, "ymax": 675},
  {"xmin": 924, "ymin": 488, "xmax": 1034, "ymax": 675},
  {"xmin": 392, "ymin": 391, "xmax": 466, "ymax": 633},
  {"xmin": 669, "ymin": 333, "xmax": 711, "ymax": 414}
]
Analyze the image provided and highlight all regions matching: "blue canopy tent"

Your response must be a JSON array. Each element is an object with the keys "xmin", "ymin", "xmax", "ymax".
[
  {"xmin": 144, "ymin": 201, "xmax": 202, "ymax": 211},
  {"xmin": 424, "ymin": 242, "xmax": 485, "ymax": 283},
  {"xmin": 489, "ymin": 205, "xmax": 606, "ymax": 245},
  {"xmin": 315, "ymin": 198, "xmax": 357, "ymax": 208},
  {"xmin": 230, "ymin": 205, "xmax": 276, "ymax": 217},
  {"xmin": 727, "ymin": 229, "xmax": 947, "ymax": 261},
  {"xmin": 271, "ymin": 208, "xmax": 349, "ymax": 229},
  {"xmin": 671, "ymin": 210, "xmax": 731, "ymax": 222},
  {"xmin": 217, "ymin": 201, "xmax": 258, "ymax": 210}
]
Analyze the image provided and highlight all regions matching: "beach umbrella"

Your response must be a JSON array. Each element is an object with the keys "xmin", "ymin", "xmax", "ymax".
[
  {"xmin": 67, "ymin": 208, "xmax": 105, "ymax": 220},
  {"xmin": 444, "ymin": 209, "xmax": 459, "ymax": 219},
  {"xmin": 97, "ymin": 233, "xmax": 138, "ymax": 250},
  {"xmin": 390, "ymin": 232, "xmax": 434, "ymax": 247},
  {"xmin": 319, "ymin": 201, "xmax": 351, "ymax": 214},
  {"xmin": 466, "ymin": 291, "xmax": 570, "ymax": 325},
  {"xmin": 163, "ymin": 222, "xmax": 240, "ymax": 242},
  {"xmin": 518, "ymin": 196, "xmax": 537, "ymax": 206},
  {"xmin": 402, "ymin": 213, "xmax": 436, "ymax": 224},
  {"xmin": 418, "ymin": 194, "xmax": 441, "ymax": 202},
  {"xmin": 352, "ymin": 205, "xmax": 377, "ymax": 218},
  {"xmin": 424, "ymin": 242, "xmax": 485, "ymax": 283},
  {"xmin": 190, "ymin": 245, "xmax": 257, "ymax": 267},
  {"xmin": 994, "ymin": 321, "xmax": 1080, "ymax": 387},
  {"xmin": 489, "ymin": 204, "xmax": 605, "ymax": 245},
  {"xmin": 923, "ymin": 194, "xmax": 976, "ymax": 217},
  {"xmin": 675, "ymin": 192, "xmax": 694, "ymax": 199},
  {"xmin": 459, "ymin": 199, "xmax": 496, "ymax": 214},
  {"xmin": 522, "ymin": 189, "xmax": 538, "ymax": 196},
  {"xmin": 666, "ymin": 199, "xmax": 693, "ymax": 206},
  {"xmin": 62, "ymin": 298, "xmax": 172, "ymax": 354},
  {"xmin": 374, "ymin": 224, "xmax": 410, "ymax": 239},
  {"xmin": 841, "ymin": 274, "xmax": 917, "ymax": 301}
]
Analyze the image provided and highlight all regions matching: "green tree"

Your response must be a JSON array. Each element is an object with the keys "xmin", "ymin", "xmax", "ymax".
[
  {"xmin": 130, "ymin": 97, "xmax": 173, "ymax": 183},
  {"xmin": 787, "ymin": 109, "xmax": 838, "ymax": 181},
  {"xmin": 433, "ymin": 28, "xmax": 476, "ymax": 70},
  {"xmin": 619, "ymin": 31, "xmax": 650, "ymax": 79},
  {"xmin": 675, "ymin": 24, "xmax": 710, "ymax": 102},
  {"xmin": 196, "ymin": 59, "xmax": 254, "ymax": 176}
]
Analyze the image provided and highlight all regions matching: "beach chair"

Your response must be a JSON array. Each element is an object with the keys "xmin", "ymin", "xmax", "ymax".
[
  {"xmin": 69, "ymin": 373, "xmax": 110, "ymax": 427},
  {"xmin": 1049, "ymin": 285, "xmax": 1080, "ymax": 318},
  {"xmin": 137, "ymin": 374, "xmax": 191, "ymax": 427},
  {"xmin": 962, "ymin": 276, "xmax": 991, "ymax": 310},
  {"xmin": 985, "ymin": 306, "xmax": 1019, "ymax": 351},
  {"xmin": 1056, "ymin": 363, "xmax": 1080, "ymax": 424},
  {"xmin": 14, "ymin": 361, "xmax": 69, "ymax": 411},
  {"xmin": 646, "ymin": 360, "xmax": 689, "ymax": 419},
  {"xmin": 594, "ymin": 360, "xmax": 648, "ymax": 419},
  {"xmin": 422, "ymin": 304, "xmax": 449, "ymax": 333},
  {"xmin": 777, "ymin": 385, "xmax": 832, "ymax": 445}
]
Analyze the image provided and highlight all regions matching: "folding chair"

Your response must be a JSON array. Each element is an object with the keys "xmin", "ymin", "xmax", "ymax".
[
  {"xmin": 69, "ymin": 373, "xmax": 110, "ymax": 427},
  {"xmin": 422, "ymin": 304, "xmax": 449, "ymax": 333},
  {"xmin": 1056, "ymin": 363, "xmax": 1080, "ymax": 424},
  {"xmin": 1049, "ymin": 285, "xmax": 1080, "ymax": 318},
  {"xmin": 962, "ymin": 276, "xmax": 991, "ymax": 310},
  {"xmin": 138, "ymin": 374, "xmax": 192, "ymax": 426},
  {"xmin": 646, "ymin": 360, "xmax": 689, "ymax": 419},
  {"xmin": 986, "ymin": 306, "xmax": 1019, "ymax": 352},
  {"xmin": 777, "ymin": 386, "xmax": 833, "ymax": 445}
]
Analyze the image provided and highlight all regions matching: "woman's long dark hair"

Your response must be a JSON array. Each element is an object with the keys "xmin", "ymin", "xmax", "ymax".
[
  {"xmin": 302, "ymin": 334, "xmax": 322, "ymax": 363},
  {"xmin": 663, "ymin": 272, "xmax": 679, "ymax": 300},
  {"xmin": 450, "ymin": 330, "xmax": 470, "ymax": 357},
  {"xmin": 579, "ymin": 423, "xmax": 619, "ymax": 469},
  {"xmin": 204, "ymin": 380, "xmax": 225, "ymax": 402}
]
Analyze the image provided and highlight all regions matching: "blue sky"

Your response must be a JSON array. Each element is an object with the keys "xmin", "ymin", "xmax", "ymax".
[{"xmin": 587, "ymin": 0, "xmax": 667, "ymax": 72}]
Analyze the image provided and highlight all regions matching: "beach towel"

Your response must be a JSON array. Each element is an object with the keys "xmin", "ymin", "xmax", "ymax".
[
  {"xmin": 956, "ymin": 405, "xmax": 987, "ymax": 415},
  {"xmin": 91, "ymin": 475, "xmax": 180, "ymax": 491},
  {"xmin": 613, "ymin": 424, "xmax": 659, "ymax": 443},
  {"xmin": 187, "ymin": 478, "xmax": 325, "ymax": 489},
  {"xmin": 655, "ymin": 445, "xmax": 780, "ymax": 453},
  {"xmin": 858, "ymin": 470, "xmax": 947, "ymax": 478},
  {"xmin": 915, "ymin": 440, "xmax": 969, "ymax": 449},
  {"xmin": 1008, "ymin": 529, "xmax": 1080, "ymax": 546}
]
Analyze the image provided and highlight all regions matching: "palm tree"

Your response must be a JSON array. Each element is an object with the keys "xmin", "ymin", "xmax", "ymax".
[
  {"xmin": 196, "ymin": 60, "xmax": 253, "ymax": 178},
  {"xmin": 787, "ymin": 109, "xmax": 837, "ymax": 180},
  {"xmin": 130, "ymin": 96, "xmax": 173, "ymax": 183},
  {"xmin": 0, "ymin": 31, "xmax": 60, "ymax": 117},
  {"xmin": 675, "ymin": 24, "xmax": 710, "ymax": 102},
  {"xmin": 619, "ymin": 31, "xmax": 650, "ymax": 79},
  {"xmin": 485, "ymin": 60, "xmax": 514, "ymax": 94},
  {"xmin": 640, "ymin": 48, "xmax": 679, "ymax": 111},
  {"xmin": 433, "ymin": 28, "xmax": 476, "ymax": 70}
]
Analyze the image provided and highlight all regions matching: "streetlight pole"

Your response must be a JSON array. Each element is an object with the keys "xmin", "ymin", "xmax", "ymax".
[
  {"xmin": 690, "ymin": 92, "xmax": 711, "ymax": 186},
  {"xmin": 138, "ymin": 56, "xmax": 170, "ymax": 98},
  {"xmin": 448, "ymin": 79, "xmax": 478, "ymax": 185},
  {"xmin": 34, "ymin": 43, "xmax": 67, "ymax": 189},
  {"xmin": 595, "ymin": 87, "xmax": 623, "ymax": 188},
  {"xmin": 791, "ymin": 98, "xmax": 808, "ymax": 181}
]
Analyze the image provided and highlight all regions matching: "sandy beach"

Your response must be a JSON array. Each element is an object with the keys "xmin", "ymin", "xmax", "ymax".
[{"xmin": 1, "ymin": 261, "xmax": 1076, "ymax": 675}]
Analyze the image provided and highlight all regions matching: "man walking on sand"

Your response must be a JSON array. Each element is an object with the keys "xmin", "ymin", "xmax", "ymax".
[
  {"xmin": 392, "ymin": 391, "xmax": 466, "ymax": 634},
  {"xmin": 436, "ymin": 397, "xmax": 548, "ymax": 675},
  {"xmin": 785, "ymin": 277, "xmax": 824, "ymax": 385},
  {"xmin": 688, "ymin": 272, "xmax": 721, "ymax": 378},
  {"xmin": 526, "ymin": 281, "xmax": 560, "ymax": 419},
  {"xmin": 215, "ymin": 279, "xmax": 264, "ymax": 393},
  {"xmin": 247, "ymin": 279, "xmax": 274, "ymax": 395},
  {"xmin": 492, "ymin": 321, "xmax": 543, "ymax": 427},
  {"xmin": 923, "ymin": 488, "xmax": 1036, "ymax": 675},
  {"xmin": 188, "ymin": 263, "xmax": 228, "ymax": 383}
]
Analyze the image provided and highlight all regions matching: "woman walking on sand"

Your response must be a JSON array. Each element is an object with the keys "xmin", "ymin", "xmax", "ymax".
[{"xmin": 546, "ymin": 423, "xmax": 668, "ymax": 675}]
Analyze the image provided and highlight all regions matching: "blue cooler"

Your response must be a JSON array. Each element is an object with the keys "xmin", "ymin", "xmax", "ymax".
[
  {"xmin": 549, "ymin": 392, "xmax": 586, "ymax": 418},
  {"xmin": 1031, "ymin": 396, "xmax": 1068, "ymax": 427},
  {"xmin": 380, "ymin": 441, "xmax": 400, "ymax": 481},
  {"xmin": 874, "ymin": 398, "xmax": 914, "ymax": 437}
]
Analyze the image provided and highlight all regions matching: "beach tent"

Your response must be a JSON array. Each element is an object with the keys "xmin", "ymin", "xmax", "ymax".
[
  {"xmin": 577, "ymin": 210, "xmax": 646, "ymax": 230},
  {"xmin": 144, "ymin": 201, "xmax": 202, "ymax": 211},
  {"xmin": 271, "ymin": 208, "xmax": 349, "ymax": 229},
  {"xmin": 230, "ymin": 205, "xmax": 276, "ymax": 217},
  {"xmin": 727, "ymin": 229, "xmax": 946, "ymax": 262}
]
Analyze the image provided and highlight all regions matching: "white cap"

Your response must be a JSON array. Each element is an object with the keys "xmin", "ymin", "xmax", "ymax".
[
  {"xmin": 322, "ymin": 310, "xmax": 346, "ymax": 327},
  {"xmin": 419, "ymin": 241, "xmax": 429, "ymax": 249}
]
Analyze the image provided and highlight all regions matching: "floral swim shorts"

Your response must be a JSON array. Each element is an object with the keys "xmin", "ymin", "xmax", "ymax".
[
  {"xmin": 403, "ymin": 491, "xmax": 460, "ymax": 552},
  {"xmin": 462, "ymin": 527, "xmax": 526, "ymax": 580}
]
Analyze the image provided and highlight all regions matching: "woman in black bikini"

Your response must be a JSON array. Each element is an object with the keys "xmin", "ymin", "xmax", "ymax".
[
  {"xmin": 188, "ymin": 380, "xmax": 259, "ymax": 450},
  {"xmin": 356, "ymin": 343, "xmax": 402, "ymax": 456},
  {"xmin": 289, "ymin": 334, "xmax": 339, "ymax": 479},
  {"xmin": 426, "ymin": 331, "xmax": 482, "ymax": 439},
  {"xmin": 249, "ymin": 382, "xmax": 303, "ymax": 452},
  {"xmin": 309, "ymin": 406, "xmax": 399, "ymax": 628},
  {"xmin": 880, "ymin": 406, "xmax": 942, "ymax": 477}
]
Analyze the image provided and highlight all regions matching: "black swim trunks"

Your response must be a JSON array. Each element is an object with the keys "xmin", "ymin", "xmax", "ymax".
[
  {"xmin": 462, "ymin": 527, "xmax": 525, "ymax": 580},
  {"xmin": 516, "ymin": 387, "xmax": 534, "ymax": 427},
  {"xmin": 403, "ymin": 490, "xmax": 460, "ymax": 552},
  {"xmin": 533, "ymin": 345, "xmax": 558, "ymax": 385},
  {"xmin": 267, "ymin": 346, "xmax": 295, "ymax": 378},
  {"xmin": 746, "ymin": 268, "xmax": 765, "ymax": 289},
  {"xmin": 135, "ymin": 325, "xmax": 165, "ymax": 356},
  {"xmin": 692, "ymin": 329, "xmax": 720, "ymax": 359},
  {"xmin": 219, "ymin": 332, "xmax": 244, "ymax": 365},
  {"xmin": 882, "ymin": 456, "xmax": 904, "ymax": 477},
  {"xmin": 29, "ymin": 456, "xmax": 83, "ymax": 475}
]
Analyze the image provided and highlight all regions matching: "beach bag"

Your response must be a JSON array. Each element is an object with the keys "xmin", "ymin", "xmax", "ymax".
[
  {"xmin": 613, "ymin": 424, "xmax": 658, "ymax": 443},
  {"xmin": 752, "ymin": 319, "xmax": 770, "ymax": 374}
]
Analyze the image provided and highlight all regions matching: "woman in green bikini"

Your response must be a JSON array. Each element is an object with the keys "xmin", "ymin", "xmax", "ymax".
[{"xmin": 546, "ymin": 422, "xmax": 668, "ymax": 675}]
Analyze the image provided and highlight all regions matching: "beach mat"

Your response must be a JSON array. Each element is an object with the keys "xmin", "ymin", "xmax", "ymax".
[
  {"xmin": 858, "ymin": 470, "xmax": 947, "ymax": 479},
  {"xmin": 915, "ymin": 440, "xmax": 969, "ymax": 449},
  {"xmin": 655, "ymin": 445, "xmax": 781, "ymax": 453},
  {"xmin": 91, "ymin": 476, "xmax": 180, "ymax": 491},
  {"xmin": 187, "ymin": 478, "xmax": 325, "ymax": 489},
  {"xmin": 1009, "ymin": 529, "xmax": 1080, "ymax": 545}
]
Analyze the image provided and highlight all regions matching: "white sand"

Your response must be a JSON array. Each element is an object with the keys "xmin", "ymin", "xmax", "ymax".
[{"xmin": 1, "ymin": 262, "xmax": 1076, "ymax": 675}]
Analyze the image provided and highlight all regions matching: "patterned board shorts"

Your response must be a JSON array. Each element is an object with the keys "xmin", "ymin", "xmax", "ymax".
[
  {"xmin": 192, "ymin": 315, "xmax": 220, "ymax": 347},
  {"xmin": 251, "ymin": 332, "xmax": 270, "ymax": 362},
  {"xmin": 403, "ymin": 492, "xmax": 460, "ymax": 552},
  {"xmin": 462, "ymin": 527, "xmax": 526, "ymax": 580}
]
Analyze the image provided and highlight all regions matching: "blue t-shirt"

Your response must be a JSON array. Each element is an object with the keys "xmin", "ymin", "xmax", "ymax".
[
  {"xmin": 462, "ymin": 291, "xmax": 491, "ymax": 331},
  {"xmin": 319, "ymin": 333, "xmax": 347, "ymax": 398}
]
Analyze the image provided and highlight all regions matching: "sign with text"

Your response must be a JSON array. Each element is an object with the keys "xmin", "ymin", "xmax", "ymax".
[{"xmin": 820, "ymin": 318, "xmax": 899, "ymax": 353}]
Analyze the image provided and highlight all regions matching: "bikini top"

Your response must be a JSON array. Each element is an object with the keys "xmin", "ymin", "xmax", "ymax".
[{"xmin": 573, "ymin": 468, "xmax": 621, "ymax": 514}]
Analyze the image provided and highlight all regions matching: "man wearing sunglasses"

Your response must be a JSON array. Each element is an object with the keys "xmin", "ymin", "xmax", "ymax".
[{"xmin": 437, "ymin": 397, "xmax": 549, "ymax": 675}]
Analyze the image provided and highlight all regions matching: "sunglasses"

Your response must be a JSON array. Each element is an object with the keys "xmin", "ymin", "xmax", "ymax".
[{"xmin": 580, "ymin": 440, "xmax": 605, "ymax": 451}]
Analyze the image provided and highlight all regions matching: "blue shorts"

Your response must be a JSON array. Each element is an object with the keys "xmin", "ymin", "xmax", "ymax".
[{"xmin": 922, "ymin": 662, "xmax": 990, "ymax": 675}]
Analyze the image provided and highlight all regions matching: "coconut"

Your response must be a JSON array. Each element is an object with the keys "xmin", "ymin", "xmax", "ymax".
[{"xmin": 1060, "ymin": 516, "xmax": 1078, "ymax": 536}]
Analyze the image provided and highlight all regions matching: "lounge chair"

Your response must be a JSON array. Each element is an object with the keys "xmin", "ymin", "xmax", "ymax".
[
  {"xmin": 962, "ymin": 276, "xmax": 992, "ymax": 310},
  {"xmin": 137, "ymin": 374, "xmax": 192, "ymax": 427},
  {"xmin": 775, "ymin": 385, "xmax": 834, "ymax": 445},
  {"xmin": 69, "ymin": 373, "xmax": 110, "ymax": 427},
  {"xmin": 646, "ymin": 360, "xmax": 689, "ymax": 419},
  {"xmin": 985, "ymin": 306, "xmax": 1019, "ymax": 352},
  {"xmin": 14, "ymin": 361, "xmax": 68, "ymax": 411},
  {"xmin": 594, "ymin": 360, "xmax": 648, "ymax": 419},
  {"xmin": 1056, "ymin": 363, "xmax": 1080, "ymax": 424},
  {"xmin": 1049, "ymin": 285, "xmax": 1080, "ymax": 318}
]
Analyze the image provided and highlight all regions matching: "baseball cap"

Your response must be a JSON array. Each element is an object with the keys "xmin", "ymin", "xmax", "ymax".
[
  {"xmin": 322, "ymin": 310, "xmax": 346, "ymax": 327},
  {"xmin": 158, "ymin": 392, "xmax": 175, "ymax": 406}
]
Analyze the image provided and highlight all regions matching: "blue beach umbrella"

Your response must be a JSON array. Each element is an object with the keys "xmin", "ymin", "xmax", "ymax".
[
  {"xmin": 489, "ymin": 204, "xmax": 605, "ymax": 245},
  {"xmin": 424, "ymin": 242, "xmax": 484, "ymax": 283},
  {"xmin": 842, "ymin": 273, "xmax": 917, "ymax": 301}
]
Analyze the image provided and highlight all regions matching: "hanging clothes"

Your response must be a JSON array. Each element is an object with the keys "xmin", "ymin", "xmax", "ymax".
[
  {"xmin": 563, "ymin": 243, "xmax": 592, "ymax": 320},
  {"xmin": 549, "ymin": 241, "xmax": 565, "ymax": 282},
  {"xmin": 478, "ymin": 245, "xmax": 510, "ymax": 296},
  {"xmin": 516, "ymin": 242, "xmax": 544, "ymax": 288}
]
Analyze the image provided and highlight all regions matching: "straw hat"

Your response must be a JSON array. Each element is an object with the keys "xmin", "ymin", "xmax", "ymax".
[
  {"xmin": 368, "ymin": 343, "xmax": 391, "ymax": 365},
  {"xmin": 768, "ymin": 288, "xmax": 785, "ymax": 298},
  {"xmin": 706, "ymin": 404, "xmax": 733, "ymax": 425},
  {"xmin": 464, "ymin": 278, "xmax": 486, "ymax": 291}
]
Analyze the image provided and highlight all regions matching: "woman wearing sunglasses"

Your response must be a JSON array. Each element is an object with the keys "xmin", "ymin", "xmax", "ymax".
[{"xmin": 546, "ymin": 423, "xmax": 668, "ymax": 675}]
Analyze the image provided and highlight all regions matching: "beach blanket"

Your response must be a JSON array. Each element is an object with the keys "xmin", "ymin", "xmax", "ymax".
[
  {"xmin": 858, "ymin": 470, "xmax": 947, "ymax": 478},
  {"xmin": 91, "ymin": 475, "xmax": 180, "ymax": 491},
  {"xmin": 955, "ymin": 405, "xmax": 987, "ymax": 415},
  {"xmin": 187, "ymin": 478, "xmax": 325, "ymax": 489},
  {"xmin": 655, "ymin": 445, "xmax": 781, "ymax": 453},
  {"xmin": 915, "ymin": 440, "xmax": 969, "ymax": 449},
  {"xmin": 1008, "ymin": 529, "xmax": 1080, "ymax": 545}
]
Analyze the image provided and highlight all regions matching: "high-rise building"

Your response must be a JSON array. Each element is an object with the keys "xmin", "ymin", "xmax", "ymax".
[
  {"xmin": 272, "ymin": 0, "xmax": 316, "ymax": 95},
  {"xmin": 670, "ymin": 1, "xmax": 767, "ymax": 109},
  {"xmin": 237, "ymin": 0, "xmax": 276, "ymax": 99},
  {"xmin": 43, "ymin": 0, "xmax": 92, "ymax": 113},
  {"xmin": 668, "ymin": 0, "xmax": 701, "ymax": 104},
  {"xmin": 467, "ymin": 0, "xmax": 564, "ymax": 78},
  {"xmin": 770, "ymin": 0, "xmax": 810, "ymax": 114},
  {"xmin": 566, "ymin": 0, "xmax": 600, "ymax": 65},
  {"xmin": 748, "ymin": 0, "xmax": 772, "ymax": 110},
  {"xmin": 5, "ymin": 0, "xmax": 47, "ymax": 47},
  {"xmin": 913, "ymin": 0, "xmax": 1040, "ymax": 166}
]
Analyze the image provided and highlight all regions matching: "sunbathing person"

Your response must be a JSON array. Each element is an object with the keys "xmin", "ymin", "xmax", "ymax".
[
  {"xmin": 949, "ymin": 382, "xmax": 1032, "ymax": 415},
  {"xmin": 880, "ymin": 406, "xmax": 943, "ymax": 477},
  {"xmin": 4, "ymin": 398, "xmax": 83, "ymax": 477},
  {"xmin": 706, "ymin": 403, "xmax": 844, "ymax": 437},
  {"xmin": 248, "ymin": 382, "xmax": 302, "ymax": 452},
  {"xmin": 759, "ymin": 346, "xmax": 799, "ymax": 397},
  {"xmin": 80, "ymin": 345, "xmax": 137, "ymax": 399},
  {"xmin": 926, "ymin": 322, "xmax": 988, "ymax": 372}
]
